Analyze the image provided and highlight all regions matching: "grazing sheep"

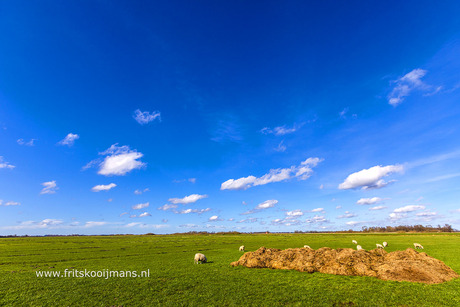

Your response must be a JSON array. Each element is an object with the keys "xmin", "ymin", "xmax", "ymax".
[
  {"xmin": 352, "ymin": 240, "xmax": 358, "ymax": 244},
  {"xmin": 356, "ymin": 245, "xmax": 363, "ymax": 251},
  {"xmin": 382, "ymin": 241, "xmax": 388, "ymax": 247},
  {"xmin": 303, "ymin": 245, "xmax": 311, "ymax": 249},
  {"xmin": 194, "ymin": 253, "xmax": 207, "ymax": 264},
  {"xmin": 376, "ymin": 243, "xmax": 384, "ymax": 249},
  {"xmin": 414, "ymin": 243, "xmax": 424, "ymax": 249},
  {"xmin": 239, "ymin": 245, "xmax": 245, "ymax": 252}
]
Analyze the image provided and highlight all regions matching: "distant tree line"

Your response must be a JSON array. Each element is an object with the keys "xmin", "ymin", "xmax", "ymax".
[{"xmin": 359, "ymin": 224, "xmax": 454, "ymax": 233}]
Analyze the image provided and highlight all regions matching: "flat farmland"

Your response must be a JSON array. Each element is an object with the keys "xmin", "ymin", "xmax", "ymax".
[{"xmin": 1, "ymin": 233, "xmax": 459, "ymax": 306}]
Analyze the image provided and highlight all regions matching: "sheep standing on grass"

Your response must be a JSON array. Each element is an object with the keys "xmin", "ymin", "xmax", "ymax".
[
  {"xmin": 376, "ymin": 243, "xmax": 384, "ymax": 249},
  {"xmin": 414, "ymin": 243, "xmax": 424, "ymax": 249},
  {"xmin": 383, "ymin": 242, "xmax": 388, "ymax": 247},
  {"xmin": 352, "ymin": 240, "xmax": 358, "ymax": 244},
  {"xmin": 239, "ymin": 245, "xmax": 245, "ymax": 252},
  {"xmin": 356, "ymin": 245, "xmax": 363, "ymax": 251},
  {"xmin": 194, "ymin": 253, "xmax": 207, "ymax": 264}
]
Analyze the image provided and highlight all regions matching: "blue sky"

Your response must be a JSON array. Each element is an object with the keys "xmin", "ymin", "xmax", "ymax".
[{"xmin": 1, "ymin": 1, "xmax": 460, "ymax": 235}]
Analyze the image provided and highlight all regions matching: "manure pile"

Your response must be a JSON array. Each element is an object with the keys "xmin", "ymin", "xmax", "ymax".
[{"xmin": 230, "ymin": 247, "xmax": 459, "ymax": 284}]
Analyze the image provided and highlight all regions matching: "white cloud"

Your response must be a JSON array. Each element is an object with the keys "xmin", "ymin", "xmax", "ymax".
[
  {"xmin": 139, "ymin": 212, "xmax": 151, "ymax": 217},
  {"xmin": 337, "ymin": 211, "xmax": 357, "ymax": 219},
  {"xmin": 261, "ymin": 123, "xmax": 300, "ymax": 136},
  {"xmin": 346, "ymin": 221, "xmax": 365, "ymax": 226},
  {"xmin": 133, "ymin": 109, "xmax": 161, "ymax": 125},
  {"xmin": 176, "ymin": 208, "xmax": 211, "ymax": 214},
  {"xmin": 58, "ymin": 133, "xmax": 79, "ymax": 146},
  {"xmin": 2, "ymin": 201, "xmax": 20, "ymax": 206},
  {"xmin": 357, "ymin": 197, "xmax": 384, "ymax": 205},
  {"xmin": 157, "ymin": 204, "xmax": 178, "ymax": 211},
  {"xmin": 1, "ymin": 219, "xmax": 64, "ymax": 230},
  {"xmin": 91, "ymin": 183, "xmax": 117, "ymax": 192},
  {"xmin": 335, "ymin": 205, "xmax": 342, "ymax": 209},
  {"xmin": 124, "ymin": 222, "xmax": 167, "ymax": 229},
  {"xmin": 416, "ymin": 211, "xmax": 437, "ymax": 217},
  {"xmin": 388, "ymin": 69, "xmax": 428, "ymax": 106},
  {"xmin": 0, "ymin": 157, "xmax": 15, "ymax": 169},
  {"xmin": 274, "ymin": 141, "xmax": 286, "ymax": 152},
  {"xmin": 369, "ymin": 206, "xmax": 387, "ymax": 210},
  {"xmin": 168, "ymin": 194, "xmax": 208, "ymax": 205},
  {"xmin": 286, "ymin": 210, "xmax": 303, "ymax": 217},
  {"xmin": 97, "ymin": 144, "xmax": 146, "ymax": 176},
  {"xmin": 338, "ymin": 165, "xmax": 403, "ymax": 190},
  {"xmin": 393, "ymin": 205, "xmax": 425, "ymax": 213},
  {"xmin": 208, "ymin": 215, "xmax": 220, "ymax": 221},
  {"xmin": 311, "ymin": 208, "xmax": 325, "ymax": 213},
  {"xmin": 256, "ymin": 199, "xmax": 278, "ymax": 209},
  {"xmin": 305, "ymin": 215, "xmax": 328, "ymax": 224},
  {"xmin": 134, "ymin": 188, "xmax": 149, "ymax": 195},
  {"xmin": 132, "ymin": 202, "xmax": 149, "ymax": 210},
  {"xmin": 40, "ymin": 181, "xmax": 58, "ymax": 194},
  {"xmin": 389, "ymin": 212, "xmax": 405, "ymax": 220},
  {"xmin": 221, "ymin": 157, "xmax": 323, "ymax": 190},
  {"xmin": 17, "ymin": 138, "xmax": 36, "ymax": 146},
  {"xmin": 84, "ymin": 221, "xmax": 107, "ymax": 227}
]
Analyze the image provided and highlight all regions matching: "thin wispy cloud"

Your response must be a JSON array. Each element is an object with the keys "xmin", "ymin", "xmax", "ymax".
[
  {"xmin": 139, "ymin": 212, "xmax": 151, "ymax": 217},
  {"xmin": 17, "ymin": 138, "xmax": 36, "ymax": 146},
  {"xmin": 157, "ymin": 204, "xmax": 178, "ymax": 211},
  {"xmin": 370, "ymin": 206, "xmax": 387, "ymax": 210},
  {"xmin": 0, "ymin": 200, "xmax": 20, "ymax": 206},
  {"xmin": 91, "ymin": 183, "xmax": 117, "ymax": 192},
  {"xmin": 40, "ymin": 181, "xmax": 58, "ymax": 194},
  {"xmin": 261, "ymin": 123, "xmax": 302, "ymax": 136},
  {"xmin": 388, "ymin": 68, "xmax": 431, "ymax": 106},
  {"xmin": 242, "ymin": 199, "xmax": 278, "ymax": 215},
  {"xmin": 134, "ymin": 188, "xmax": 149, "ymax": 195},
  {"xmin": 357, "ymin": 197, "xmax": 384, "ymax": 205},
  {"xmin": 0, "ymin": 157, "xmax": 15, "ymax": 169},
  {"xmin": 175, "ymin": 208, "xmax": 210, "ymax": 214},
  {"xmin": 339, "ymin": 165, "xmax": 403, "ymax": 190},
  {"xmin": 221, "ymin": 157, "xmax": 323, "ymax": 190},
  {"xmin": 133, "ymin": 109, "xmax": 161, "ymax": 125},
  {"xmin": 58, "ymin": 133, "xmax": 79, "ymax": 146},
  {"xmin": 132, "ymin": 202, "xmax": 149, "ymax": 210}
]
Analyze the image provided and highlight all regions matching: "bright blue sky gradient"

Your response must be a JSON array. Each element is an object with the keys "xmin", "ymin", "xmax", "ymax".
[{"xmin": 1, "ymin": 1, "xmax": 460, "ymax": 234}]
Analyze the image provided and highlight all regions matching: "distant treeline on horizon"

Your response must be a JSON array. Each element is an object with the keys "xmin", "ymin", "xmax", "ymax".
[{"xmin": 0, "ymin": 224, "xmax": 457, "ymax": 237}]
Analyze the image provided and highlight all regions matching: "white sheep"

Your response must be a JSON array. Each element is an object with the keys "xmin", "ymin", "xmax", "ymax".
[
  {"xmin": 194, "ymin": 253, "xmax": 207, "ymax": 264},
  {"xmin": 413, "ymin": 243, "xmax": 424, "ymax": 249},
  {"xmin": 303, "ymin": 245, "xmax": 311, "ymax": 249},
  {"xmin": 382, "ymin": 241, "xmax": 388, "ymax": 247},
  {"xmin": 376, "ymin": 243, "xmax": 384, "ymax": 249},
  {"xmin": 239, "ymin": 245, "xmax": 245, "ymax": 252},
  {"xmin": 352, "ymin": 240, "xmax": 358, "ymax": 244},
  {"xmin": 356, "ymin": 245, "xmax": 363, "ymax": 251}
]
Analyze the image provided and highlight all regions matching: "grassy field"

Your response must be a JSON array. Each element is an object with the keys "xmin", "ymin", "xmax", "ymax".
[{"xmin": 0, "ymin": 233, "xmax": 459, "ymax": 306}]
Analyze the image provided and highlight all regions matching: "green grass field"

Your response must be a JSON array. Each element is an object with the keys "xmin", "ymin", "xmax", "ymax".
[{"xmin": 1, "ymin": 233, "xmax": 459, "ymax": 306}]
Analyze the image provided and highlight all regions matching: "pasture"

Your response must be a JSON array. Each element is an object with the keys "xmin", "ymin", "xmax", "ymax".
[{"xmin": 0, "ymin": 233, "xmax": 459, "ymax": 306}]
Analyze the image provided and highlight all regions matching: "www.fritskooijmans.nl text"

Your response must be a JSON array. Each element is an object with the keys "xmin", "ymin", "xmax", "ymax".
[{"xmin": 36, "ymin": 269, "xmax": 150, "ymax": 279}]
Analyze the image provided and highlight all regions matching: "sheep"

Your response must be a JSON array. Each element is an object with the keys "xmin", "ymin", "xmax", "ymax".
[
  {"xmin": 303, "ymin": 245, "xmax": 311, "ymax": 249},
  {"xmin": 382, "ymin": 241, "xmax": 388, "ymax": 247},
  {"xmin": 356, "ymin": 245, "xmax": 363, "ymax": 251},
  {"xmin": 352, "ymin": 240, "xmax": 358, "ymax": 244},
  {"xmin": 414, "ymin": 243, "xmax": 424, "ymax": 249},
  {"xmin": 239, "ymin": 245, "xmax": 245, "ymax": 252},
  {"xmin": 376, "ymin": 243, "xmax": 384, "ymax": 249},
  {"xmin": 194, "ymin": 253, "xmax": 207, "ymax": 264}
]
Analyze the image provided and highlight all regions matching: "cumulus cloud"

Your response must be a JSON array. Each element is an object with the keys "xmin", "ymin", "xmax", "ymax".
[
  {"xmin": 338, "ymin": 165, "xmax": 403, "ymax": 190},
  {"xmin": 0, "ymin": 157, "xmax": 15, "ymax": 169},
  {"xmin": 139, "ymin": 212, "xmax": 151, "ymax": 217},
  {"xmin": 388, "ymin": 69, "xmax": 428, "ymax": 106},
  {"xmin": 91, "ymin": 183, "xmax": 117, "ymax": 192},
  {"xmin": 17, "ymin": 138, "xmax": 36, "ymax": 146},
  {"xmin": 58, "ymin": 133, "xmax": 79, "ymax": 146},
  {"xmin": 133, "ymin": 109, "xmax": 161, "ymax": 125},
  {"xmin": 369, "ymin": 206, "xmax": 387, "ymax": 210},
  {"xmin": 221, "ymin": 157, "xmax": 323, "ymax": 190},
  {"xmin": 286, "ymin": 210, "xmax": 304, "ymax": 217},
  {"xmin": 357, "ymin": 197, "xmax": 384, "ymax": 205},
  {"xmin": 208, "ymin": 215, "xmax": 221, "ymax": 222},
  {"xmin": 40, "ymin": 181, "xmax": 58, "ymax": 194},
  {"xmin": 168, "ymin": 194, "xmax": 208, "ymax": 205},
  {"xmin": 157, "ymin": 204, "xmax": 178, "ymax": 211},
  {"xmin": 132, "ymin": 202, "xmax": 149, "ymax": 210},
  {"xmin": 96, "ymin": 144, "xmax": 146, "ymax": 176},
  {"xmin": 242, "ymin": 199, "xmax": 278, "ymax": 215}
]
